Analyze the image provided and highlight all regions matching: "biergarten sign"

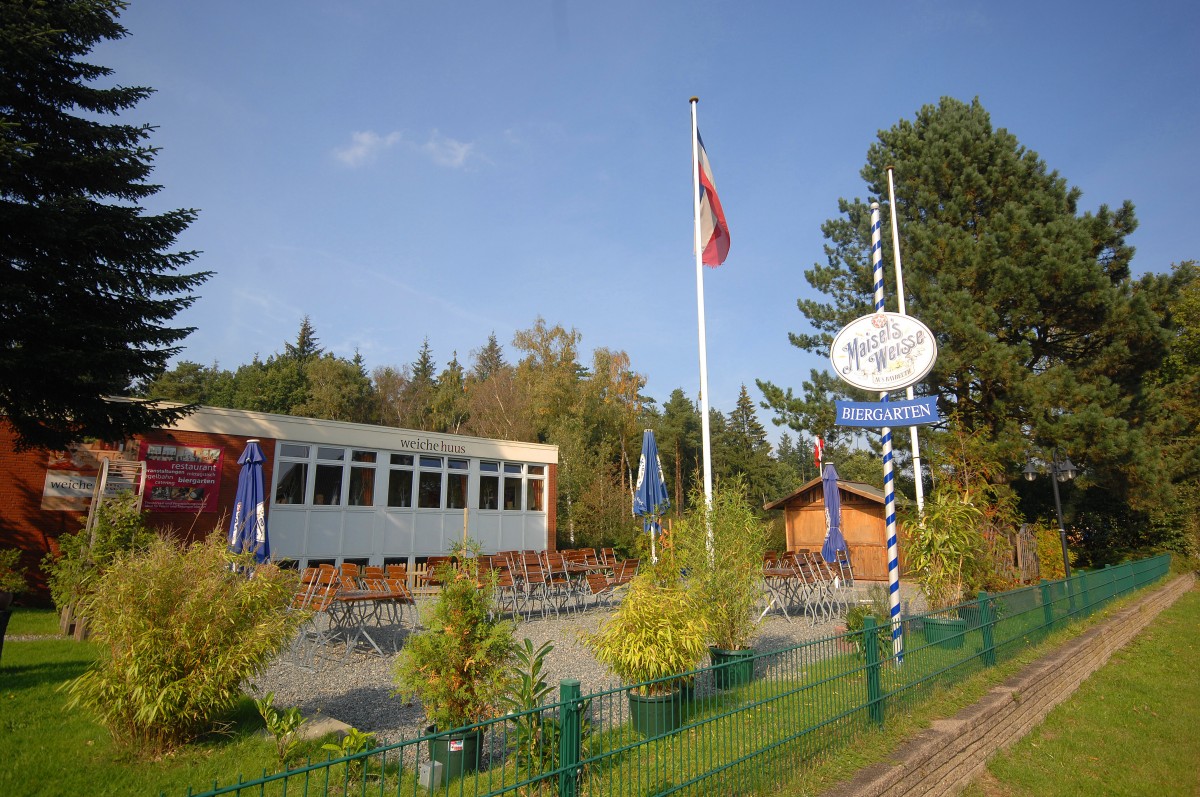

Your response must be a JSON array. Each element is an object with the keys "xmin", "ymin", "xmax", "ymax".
[
  {"xmin": 835, "ymin": 396, "xmax": 940, "ymax": 427},
  {"xmin": 829, "ymin": 311, "xmax": 938, "ymax": 392}
]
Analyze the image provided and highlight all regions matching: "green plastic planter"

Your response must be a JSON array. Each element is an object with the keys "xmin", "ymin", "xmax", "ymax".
[
  {"xmin": 923, "ymin": 616, "xmax": 967, "ymax": 649},
  {"xmin": 709, "ymin": 646, "xmax": 755, "ymax": 690},
  {"xmin": 628, "ymin": 690, "xmax": 682, "ymax": 738},
  {"xmin": 426, "ymin": 726, "xmax": 483, "ymax": 780}
]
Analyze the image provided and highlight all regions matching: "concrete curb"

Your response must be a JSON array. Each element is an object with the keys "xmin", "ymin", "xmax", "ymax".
[{"xmin": 822, "ymin": 572, "xmax": 1196, "ymax": 797}]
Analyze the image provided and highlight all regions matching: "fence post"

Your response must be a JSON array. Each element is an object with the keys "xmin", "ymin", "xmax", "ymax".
[
  {"xmin": 1065, "ymin": 573, "xmax": 1077, "ymax": 619},
  {"xmin": 977, "ymin": 591, "xmax": 996, "ymax": 667},
  {"xmin": 559, "ymin": 679, "xmax": 582, "ymax": 797},
  {"xmin": 863, "ymin": 617, "xmax": 885, "ymax": 725},
  {"xmin": 1040, "ymin": 579, "xmax": 1054, "ymax": 631}
]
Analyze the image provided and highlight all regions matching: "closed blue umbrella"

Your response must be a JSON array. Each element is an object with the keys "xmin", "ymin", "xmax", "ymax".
[
  {"xmin": 820, "ymin": 462, "xmax": 848, "ymax": 565},
  {"xmin": 633, "ymin": 430, "xmax": 670, "ymax": 560},
  {"xmin": 228, "ymin": 439, "xmax": 270, "ymax": 563}
]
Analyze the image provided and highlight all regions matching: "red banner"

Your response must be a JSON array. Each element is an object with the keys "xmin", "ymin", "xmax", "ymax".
[{"xmin": 139, "ymin": 442, "xmax": 223, "ymax": 512}]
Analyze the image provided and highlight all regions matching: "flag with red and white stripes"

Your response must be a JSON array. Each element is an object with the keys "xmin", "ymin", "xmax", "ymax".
[{"xmin": 696, "ymin": 131, "xmax": 730, "ymax": 267}]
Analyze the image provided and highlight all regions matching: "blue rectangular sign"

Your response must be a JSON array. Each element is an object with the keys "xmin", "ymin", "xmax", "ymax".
[{"xmin": 835, "ymin": 397, "xmax": 940, "ymax": 428}]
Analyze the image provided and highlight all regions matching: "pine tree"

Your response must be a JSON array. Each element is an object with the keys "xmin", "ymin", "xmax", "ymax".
[
  {"xmin": 715, "ymin": 385, "xmax": 775, "ymax": 507},
  {"xmin": 399, "ymin": 338, "xmax": 438, "ymax": 430},
  {"xmin": 1, "ymin": 0, "xmax": 210, "ymax": 450},
  {"xmin": 284, "ymin": 316, "xmax": 322, "ymax": 361},
  {"xmin": 470, "ymin": 332, "xmax": 507, "ymax": 381},
  {"xmin": 657, "ymin": 389, "xmax": 702, "ymax": 511},
  {"xmin": 430, "ymin": 352, "xmax": 469, "ymax": 433}
]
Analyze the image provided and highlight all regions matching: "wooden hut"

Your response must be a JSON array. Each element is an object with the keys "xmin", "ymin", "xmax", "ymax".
[{"xmin": 763, "ymin": 476, "xmax": 897, "ymax": 582}]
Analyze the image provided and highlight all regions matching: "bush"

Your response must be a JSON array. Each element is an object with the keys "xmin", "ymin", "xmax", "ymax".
[
  {"xmin": 0, "ymin": 547, "xmax": 29, "ymax": 595},
  {"xmin": 44, "ymin": 490, "xmax": 156, "ymax": 611},
  {"xmin": 843, "ymin": 585, "xmax": 891, "ymax": 660},
  {"xmin": 64, "ymin": 531, "xmax": 304, "ymax": 756},
  {"xmin": 1031, "ymin": 521, "xmax": 1071, "ymax": 580}
]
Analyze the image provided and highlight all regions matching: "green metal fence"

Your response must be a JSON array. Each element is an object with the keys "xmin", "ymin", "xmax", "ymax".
[{"xmin": 177, "ymin": 554, "xmax": 1171, "ymax": 797}]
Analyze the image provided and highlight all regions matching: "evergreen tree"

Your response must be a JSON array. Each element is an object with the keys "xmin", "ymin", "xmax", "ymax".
[
  {"xmin": 430, "ymin": 352, "xmax": 469, "ymax": 434},
  {"xmin": 1, "ymin": 0, "xmax": 210, "ymax": 450},
  {"xmin": 283, "ymin": 315, "xmax": 322, "ymax": 362},
  {"xmin": 657, "ymin": 389, "xmax": 702, "ymax": 512},
  {"xmin": 714, "ymin": 385, "xmax": 776, "ymax": 508},
  {"xmin": 470, "ymin": 332, "xmax": 507, "ymax": 381},
  {"xmin": 399, "ymin": 338, "xmax": 438, "ymax": 430}
]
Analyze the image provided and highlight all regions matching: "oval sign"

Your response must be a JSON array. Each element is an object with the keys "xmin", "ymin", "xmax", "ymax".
[{"xmin": 829, "ymin": 312, "xmax": 938, "ymax": 392}]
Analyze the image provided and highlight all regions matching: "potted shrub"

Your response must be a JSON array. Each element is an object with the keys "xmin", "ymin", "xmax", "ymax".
[
  {"xmin": 843, "ymin": 584, "xmax": 892, "ymax": 661},
  {"xmin": 902, "ymin": 487, "xmax": 986, "ymax": 648},
  {"xmin": 393, "ymin": 540, "xmax": 515, "ymax": 778},
  {"xmin": 584, "ymin": 571, "xmax": 708, "ymax": 737},
  {"xmin": 0, "ymin": 547, "xmax": 30, "ymax": 663},
  {"xmin": 676, "ymin": 480, "xmax": 768, "ymax": 689}
]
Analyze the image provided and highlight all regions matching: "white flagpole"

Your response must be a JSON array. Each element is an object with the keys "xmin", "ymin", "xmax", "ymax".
[
  {"xmin": 690, "ymin": 97, "xmax": 715, "ymax": 515},
  {"xmin": 887, "ymin": 166, "xmax": 926, "ymax": 517}
]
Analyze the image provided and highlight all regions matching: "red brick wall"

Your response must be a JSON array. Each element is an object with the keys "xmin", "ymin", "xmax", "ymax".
[
  {"xmin": 0, "ymin": 424, "xmax": 85, "ymax": 601},
  {"xmin": 547, "ymin": 463, "xmax": 558, "ymax": 551},
  {"xmin": 0, "ymin": 422, "xmax": 269, "ymax": 604}
]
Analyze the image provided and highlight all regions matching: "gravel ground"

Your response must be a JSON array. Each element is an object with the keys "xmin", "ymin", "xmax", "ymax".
[{"xmin": 247, "ymin": 582, "xmax": 925, "ymax": 746}]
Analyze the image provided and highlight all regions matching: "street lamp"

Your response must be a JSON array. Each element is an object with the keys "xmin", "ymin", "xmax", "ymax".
[{"xmin": 1023, "ymin": 449, "xmax": 1077, "ymax": 579}]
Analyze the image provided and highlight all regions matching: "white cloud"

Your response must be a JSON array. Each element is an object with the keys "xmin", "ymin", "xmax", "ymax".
[
  {"xmin": 333, "ymin": 130, "xmax": 402, "ymax": 167},
  {"xmin": 333, "ymin": 129, "xmax": 479, "ymax": 170},
  {"xmin": 420, "ymin": 129, "xmax": 474, "ymax": 168}
]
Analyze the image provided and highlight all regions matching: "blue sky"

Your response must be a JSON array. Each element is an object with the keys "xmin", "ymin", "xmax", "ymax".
[{"xmin": 95, "ymin": 1, "xmax": 1199, "ymax": 441}]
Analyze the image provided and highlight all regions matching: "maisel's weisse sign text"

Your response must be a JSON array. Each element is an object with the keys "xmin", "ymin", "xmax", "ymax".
[
  {"xmin": 829, "ymin": 312, "xmax": 938, "ymax": 392},
  {"xmin": 835, "ymin": 397, "xmax": 940, "ymax": 427}
]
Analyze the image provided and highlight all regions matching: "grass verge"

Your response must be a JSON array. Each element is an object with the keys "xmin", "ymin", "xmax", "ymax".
[{"xmin": 963, "ymin": 583, "xmax": 1200, "ymax": 797}]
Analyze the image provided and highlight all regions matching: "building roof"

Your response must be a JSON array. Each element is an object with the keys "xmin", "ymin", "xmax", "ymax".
[
  {"xmin": 157, "ymin": 402, "xmax": 559, "ymax": 463},
  {"xmin": 762, "ymin": 475, "xmax": 885, "ymax": 511}
]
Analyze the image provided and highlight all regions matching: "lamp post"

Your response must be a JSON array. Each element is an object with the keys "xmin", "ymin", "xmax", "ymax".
[{"xmin": 1023, "ymin": 449, "xmax": 1077, "ymax": 579}]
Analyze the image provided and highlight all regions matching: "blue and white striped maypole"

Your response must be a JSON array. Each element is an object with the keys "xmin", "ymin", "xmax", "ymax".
[{"xmin": 870, "ymin": 201, "xmax": 904, "ymax": 661}]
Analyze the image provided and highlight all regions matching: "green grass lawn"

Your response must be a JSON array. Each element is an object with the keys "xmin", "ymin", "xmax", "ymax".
[
  {"xmin": 0, "ymin": 610, "xmax": 328, "ymax": 797},
  {"xmin": 963, "ymin": 583, "xmax": 1200, "ymax": 797}
]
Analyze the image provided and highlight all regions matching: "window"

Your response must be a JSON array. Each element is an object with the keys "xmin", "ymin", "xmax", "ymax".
[
  {"xmin": 348, "ymin": 450, "xmax": 376, "ymax": 506},
  {"xmin": 478, "ymin": 461, "xmax": 499, "ymax": 510},
  {"xmin": 274, "ymin": 461, "xmax": 307, "ymax": 505},
  {"xmin": 314, "ymin": 447, "xmax": 344, "ymax": 505},
  {"xmin": 314, "ymin": 465, "xmax": 342, "ymax": 505},
  {"xmin": 447, "ymin": 458, "xmax": 469, "ymax": 510},
  {"xmin": 388, "ymin": 454, "xmax": 414, "ymax": 508},
  {"xmin": 527, "ymin": 473, "xmax": 544, "ymax": 512},
  {"xmin": 280, "ymin": 443, "xmax": 310, "ymax": 458},
  {"xmin": 503, "ymin": 463, "xmax": 522, "ymax": 510},
  {"xmin": 418, "ymin": 456, "xmax": 443, "ymax": 508}
]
